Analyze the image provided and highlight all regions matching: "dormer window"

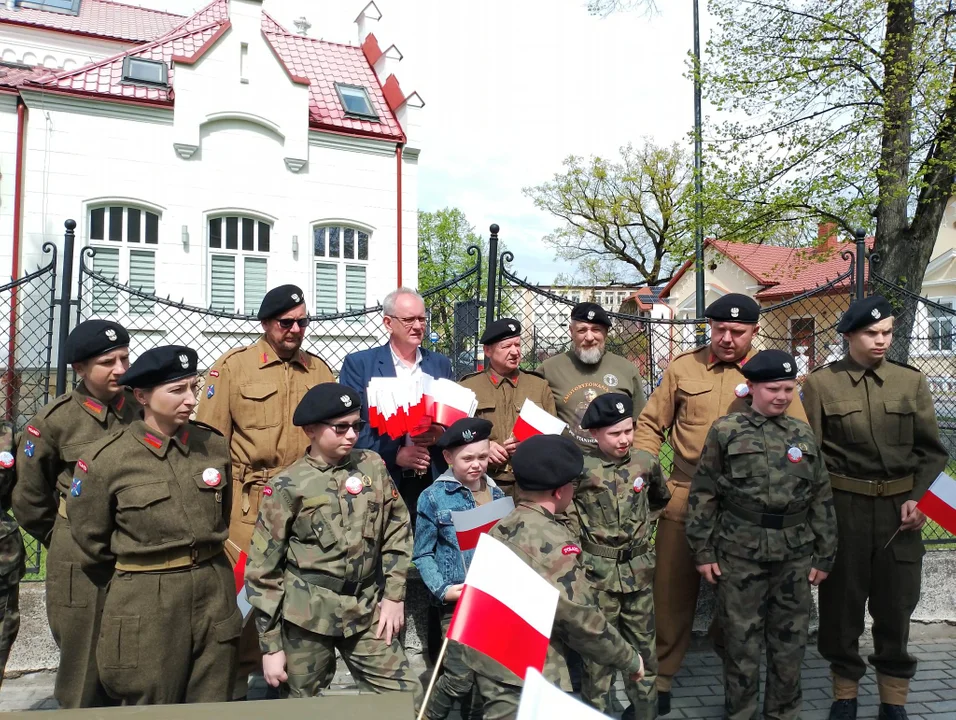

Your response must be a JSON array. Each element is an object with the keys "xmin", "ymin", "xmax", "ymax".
[
  {"xmin": 335, "ymin": 84, "xmax": 378, "ymax": 120},
  {"xmin": 20, "ymin": 0, "xmax": 82, "ymax": 15},
  {"xmin": 122, "ymin": 57, "xmax": 168, "ymax": 88}
]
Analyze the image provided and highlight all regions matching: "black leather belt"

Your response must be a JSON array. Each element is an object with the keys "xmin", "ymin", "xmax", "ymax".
[
  {"xmin": 288, "ymin": 566, "xmax": 376, "ymax": 597},
  {"xmin": 581, "ymin": 539, "xmax": 650, "ymax": 562},
  {"xmin": 725, "ymin": 500, "xmax": 807, "ymax": 530}
]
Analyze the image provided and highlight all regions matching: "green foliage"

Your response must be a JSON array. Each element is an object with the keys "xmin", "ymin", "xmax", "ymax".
[{"xmin": 418, "ymin": 208, "xmax": 484, "ymax": 290}]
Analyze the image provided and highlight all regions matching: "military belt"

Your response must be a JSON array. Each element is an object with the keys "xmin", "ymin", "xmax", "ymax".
[
  {"xmin": 581, "ymin": 539, "xmax": 650, "ymax": 562},
  {"xmin": 288, "ymin": 565, "xmax": 376, "ymax": 597},
  {"xmin": 114, "ymin": 543, "xmax": 223, "ymax": 572},
  {"xmin": 829, "ymin": 472, "xmax": 913, "ymax": 497},
  {"xmin": 57, "ymin": 496, "xmax": 68, "ymax": 520},
  {"xmin": 724, "ymin": 501, "xmax": 807, "ymax": 530}
]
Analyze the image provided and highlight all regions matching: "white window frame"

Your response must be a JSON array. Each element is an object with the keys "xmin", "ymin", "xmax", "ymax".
[
  {"xmin": 926, "ymin": 297, "xmax": 956, "ymax": 355},
  {"xmin": 206, "ymin": 211, "xmax": 274, "ymax": 315},
  {"xmin": 85, "ymin": 200, "xmax": 163, "ymax": 318},
  {"xmin": 311, "ymin": 220, "xmax": 373, "ymax": 316}
]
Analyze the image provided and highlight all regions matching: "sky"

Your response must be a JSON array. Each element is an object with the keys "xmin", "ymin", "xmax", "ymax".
[{"xmin": 130, "ymin": 0, "xmax": 709, "ymax": 283}]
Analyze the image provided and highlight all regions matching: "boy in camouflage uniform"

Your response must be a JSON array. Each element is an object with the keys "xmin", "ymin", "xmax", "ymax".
[
  {"xmin": 575, "ymin": 393, "xmax": 669, "ymax": 720},
  {"xmin": 463, "ymin": 434, "xmax": 645, "ymax": 720},
  {"xmin": 0, "ymin": 421, "xmax": 24, "ymax": 687},
  {"xmin": 687, "ymin": 350, "xmax": 838, "ymax": 720},
  {"xmin": 244, "ymin": 383, "xmax": 419, "ymax": 698}
]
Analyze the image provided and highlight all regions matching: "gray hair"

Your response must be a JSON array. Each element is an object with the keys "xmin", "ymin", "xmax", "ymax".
[{"xmin": 383, "ymin": 287, "xmax": 425, "ymax": 316}]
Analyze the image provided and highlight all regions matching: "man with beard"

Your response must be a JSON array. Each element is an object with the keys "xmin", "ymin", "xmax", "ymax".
[{"xmin": 540, "ymin": 302, "xmax": 646, "ymax": 450}]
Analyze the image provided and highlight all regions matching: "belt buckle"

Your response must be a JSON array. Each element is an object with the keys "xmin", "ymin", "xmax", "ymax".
[
  {"xmin": 190, "ymin": 546, "xmax": 199, "ymax": 565},
  {"xmin": 764, "ymin": 514, "xmax": 785, "ymax": 531},
  {"xmin": 876, "ymin": 481, "xmax": 885, "ymax": 496}
]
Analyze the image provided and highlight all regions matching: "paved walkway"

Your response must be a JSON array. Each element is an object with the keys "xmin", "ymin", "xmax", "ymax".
[{"xmin": 3, "ymin": 639, "xmax": 956, "ymax": 717}]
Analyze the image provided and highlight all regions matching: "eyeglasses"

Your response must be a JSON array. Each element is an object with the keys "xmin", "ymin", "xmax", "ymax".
[
  {"xmin": 387, "ymin": 314, "xmax": 428, "ymax": 328},
  {"xmin": 276, "ymin": 318, "xmax": 310, "ymax": 330},
  {"xmin": 318, "ymin": 420, "xmax": 367, "ymax": 435}
]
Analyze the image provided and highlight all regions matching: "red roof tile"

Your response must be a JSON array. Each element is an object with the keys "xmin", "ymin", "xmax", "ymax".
[
  {"xmin": 160, "ymin": 0, "xmax": 227, "ymax": 37},
  {"xmin": 0, "ymin": 0, "xmax": 183, "ymax": 43},
  {"xmin": 0, "ymin": 63, "xmax": 52, "ymax": 91}
]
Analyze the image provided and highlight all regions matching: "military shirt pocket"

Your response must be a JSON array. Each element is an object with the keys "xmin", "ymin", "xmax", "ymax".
[
  {"xmin": 717, "ymin": 514, "xmax": 761, "ymax": 550},
  {"xmin": 300, "ymin": 497, "xmax": 338, "ymax": 551},
  {"xmin": 363, "ymin": 500, "xmax": 382, "ymax": 540},
  {"xmin": 725, "ymin": 443, "xmax": 767, "ymax": 480},
  {"xmin": 822, "ymin": 400, "xmax": 866, "ymax": 444},
  {"xmin": 192, "ymin": 471, "xmax": 226, "ymax": 531},
  {"xmin": 99, "ymin": 615, "xmax": 139, "ymax": 669},
  {"xmin": 883, "ymin": 398, "xmax": 916, "ymax": 446},
  {"xmin": 239, "ymin": 382, "xmax": 280, "ymax": 429},
  {"xmin": 783, "ymin": 524, "xmax": 815, "ymax": 552},
  {"xmin": 676, "ymin": 380, "xmax": 713, "ymax": 426},
  {"xmin": 116, "ymin": 482, "xmax": 172, "ymax": 545},
  {"xmin": 576, "ymin": 488, "xmax": 615, "ymax": 526}
]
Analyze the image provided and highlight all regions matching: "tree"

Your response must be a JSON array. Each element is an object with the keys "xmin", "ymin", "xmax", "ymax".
[
  {"xmin": 700, "ymin": 0, "xmax": 956, "ymax": 297},
  {"xmin": 523, "ymin": 140, "xmax": 696, "ymax": 287},
  {"xmin": 585, "ymin": 0, "xmax": 658, "ymax": 17}
]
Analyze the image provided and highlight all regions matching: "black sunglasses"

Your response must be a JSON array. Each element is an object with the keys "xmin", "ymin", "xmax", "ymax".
[
  {"xmin": 318, "ymin": 420, "xmax": 367, "ymax": 435},
  {"xmin": 276, "ymin": 318, "xmax": 310, "ymax": 330}
]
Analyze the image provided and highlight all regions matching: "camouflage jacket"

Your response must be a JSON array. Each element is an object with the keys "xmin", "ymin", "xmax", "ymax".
[
  {"xmin": 245, "ymin": 449, "xmax": 411, "ymax": 652},
  {"xmin": 0, "ymin": 422, "xmax": 24, "ymax": 588},
  {"xmin": 687, "ymin": 408, "xmax": 837, "ymax": 572},
  {"xmin": 571, "ymin": 451, "xmax": 670, "ymax": 593},
  {"xmin": 463, "ymin": 502, "xmax": 642, "ymax": 691}
]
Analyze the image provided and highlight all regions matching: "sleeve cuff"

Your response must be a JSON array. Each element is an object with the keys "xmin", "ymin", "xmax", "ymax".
[
  {"xmin": 624, "ymin": 651, "xmax": 643, "ymax": 675},
  {"xmin": 812, "ymin": 556, "xmax": 834, "ymax": 574},
  {"xmin": 383, "ymin": 578, "xmax": 406, "ymax": 603},
  {"xmin": 259, "ymin": 628, "xmax": 283, "ymax": 654},
  {"xmin": 694, "ymin": 549, "xmax": 716, "ymax": 566}
]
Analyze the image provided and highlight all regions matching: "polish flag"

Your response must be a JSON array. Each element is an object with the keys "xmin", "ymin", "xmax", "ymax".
[
  {"xmin": 235, "ymin": 551, "xmax": 253, "ymax": 620},
  {"xmin": 517, "ymin": 668, "xmax": 610, "ymax": 720},
  {"xmin": 447, "ymin": 533, "xmax": 559, "ymax": 679},
  {"xmin": 917, "ymin": 472, "xmax": 956, "ymax": 535},
  {"xmin": 451, "ymin": 496, "xmax": 516, "ymax": 552},
  {"xmin": 512, "ymin": 399, "xmax": 567, "ymax": 442}
]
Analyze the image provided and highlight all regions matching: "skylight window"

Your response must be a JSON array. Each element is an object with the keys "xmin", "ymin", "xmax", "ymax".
[
  {"xmin": 20, "ymin": 0, "xmax": 82, "ymax": 14},
  {"xmin": 122, "ymin": 57, "xmax": 168, "ymax": 87},
  {"xmin": 335, "ymin": 84, "xmax": 378, "ymax": 120}
]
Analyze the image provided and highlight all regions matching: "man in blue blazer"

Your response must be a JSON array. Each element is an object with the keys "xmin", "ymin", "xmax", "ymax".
[{"xmin": 340, "ymin": 287, "xmax": 454, "ymax": 515}]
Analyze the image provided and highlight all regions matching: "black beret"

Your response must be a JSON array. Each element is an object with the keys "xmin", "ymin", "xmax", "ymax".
[
  {"xmin": 293, "ymin": 383, "xmax": 361, "ymax": 426},
  {"xmin": 119, "ymin": 345, "xmax": 197, "ymax": 389},
  {"xmin": 580, "ymin": 392, "xmax": 633, "ymax": 430},
  {"xmin": 65, "ymin": 320, "xmax": 129, "ymax": 363},
  {"xmin": 704, "ymin": 294, "xmax": 760, "ymax": 324},
  {"xmin": 257, "ymin": 284, "xmax": 306, "ymax": 321},
  {"xmin": 480, "ymin": 318, "xmax": 521, "ymax": 345},
  {"xmin": 741, "ymin": 349, "xmax": 797, "ymax": 383},
  {"xmin": 436, "ymin": 418, "xmax": 493, "ymax": 449},
  {"xmin": 837, "ymin": 295, "xmax": 895, "ymax": 334},
  {"xmin": 570, "ymin": 302, "xmax": 611, "ymax": 328},
  {"xmin": 512, "ymin": 435, "xmax": 584, "ymax": 491}
]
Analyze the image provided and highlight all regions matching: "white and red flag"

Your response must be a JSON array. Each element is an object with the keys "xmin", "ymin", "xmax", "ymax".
[
  {"xmin": 451, "ymin": 496, "xmax": 516, "ymax": 552},
  {"xmin": 917, "ymin": 472, "xmax": 956, "ymax": 536},
  {"xmin": 517, "ymin": 668, "xmax": 611, "ymax": 720},
  {"xmin": 235, "ymin": 551, "xmax": 252, "ymax": 620},
  {"xmin": 447, "ymin": 533, "xmax": 559, "ymax": 679},
  {"xmin": 512, "ymin": 399, "xmax": 567, "ymax": 442}
]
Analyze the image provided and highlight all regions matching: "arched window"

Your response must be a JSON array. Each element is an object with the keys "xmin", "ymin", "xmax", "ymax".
[
  {"xmin": 312, "ymin": 223, "xmax": 370, "ymax": 314},
  {"xmin": 207, "ymin": 214, "xmax": 272, "ymax": 314},
  {"xmin": 87, "ymin": 203, "xmax": 160, "ymax": 316}
]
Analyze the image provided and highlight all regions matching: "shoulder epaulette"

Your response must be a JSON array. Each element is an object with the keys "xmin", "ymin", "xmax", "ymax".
[
  {"xmin": 86, "ymin": 428, "xmax": 127, "ymax": 461},
  {"xmin": 887, "ymin": 358, "xmax": 920, "ymax": 373},
  {"xmin": 673, "ymin": 345, "xmax": 708, "ymax": 361},
  {"xmin": 189, "ymin": 420, "xmax": 224, "ymax": 437},
  {"xmin": 522, "ymin": 368, "xmax": 548, "ymax": 381},
  {"xmin": 458, "ymin": 370, "xmax": 482, "ymax": 382},
  {"xmin": 216, "ymin": 345, "xmax": 252, "ymax": 368},
  {"xmin": 809, "ymin": 361, "xmax": 834, "ymax": 374},
  {"xmin": 33, "ymin": 392, "xmax": 74, "ymax": 421}
]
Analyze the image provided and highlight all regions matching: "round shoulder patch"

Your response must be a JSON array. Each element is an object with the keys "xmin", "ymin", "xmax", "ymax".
[{"xmin": 561, "ymin": 543, "xmax": 582, "ymax": 556}]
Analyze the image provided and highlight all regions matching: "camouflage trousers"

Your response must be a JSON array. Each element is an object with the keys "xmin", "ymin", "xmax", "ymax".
[
  {"xmin": 581, "ymin": 584, "xmax": 658, "ymax": 719},
  {"xmin": 717, "ymin": 551, "xmax": 812, "ymax": 720},
  {"xmin": 420, "ymin": 607, "xmax": 482, "ymax": 720},
  {"xmin": 0, "ymin": 582, "xmax": 20, "ymax": 690},
  {"xmin": 472, "ymin": 673, "xmax": 522, "ymax": 720},
  {"xmin": 280, "ymin": 619, "xmax": 420, "ymax": 698}
]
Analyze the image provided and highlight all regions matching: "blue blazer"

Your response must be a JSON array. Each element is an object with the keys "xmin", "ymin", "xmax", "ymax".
[{"xmin": 339, "ymin": 343, "xmax": 454, "ymax": 487}]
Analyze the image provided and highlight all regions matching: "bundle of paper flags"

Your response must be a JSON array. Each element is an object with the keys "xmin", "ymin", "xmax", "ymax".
[
  {"xmin": 512, "ymin": 399, "xmax": 568, "ymax": 441},
  {"xmin": 367, "ymin": 374, "xmax": 478, "ymax": 438}
]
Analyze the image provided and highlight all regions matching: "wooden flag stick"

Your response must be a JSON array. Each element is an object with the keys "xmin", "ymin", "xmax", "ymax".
[
  {"xmin": 416, "ymin": 636, "xmax": 449, "ymax": 720},
  {"xmin": 883, "ymin": 524, "xmax": 903, "ymax": 550}
]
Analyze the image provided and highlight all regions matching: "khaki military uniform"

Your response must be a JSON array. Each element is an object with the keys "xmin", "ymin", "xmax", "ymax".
[
  {"xmin": 245, "ymin": 449, "xmax": 417, "ymax": 698},
  {"xmin": 0, "ymin": 422, "xmax": 25, "ymax": 689},
  {"xmin": 634, "ymin": 346, "xmax": 808, "ymax": 690},
  {"xmin": 464, "ymin": 502, "xmax": 643, "ymax": 720},
  {"xmin": 573, "ymin": 452, "xmax": 670, "ymax": 719},
  {"xmin": 67, "ymin": 419, "xmax": 240, "ymax": 705},
  {"xmin": 540, "ymin": 350, "xmax": 646, "ymax": 449},
  {"xmin": 195, "ymin": 336, "xmax": 333, "ymax": 687},
  {"xmin": 687, "ymin": 408, "xmax": 837, "ymax": 720},
  {"xmin": 459, "ymin": 368, "xmax": 556, "ymax": 494},
  {"xmin": 11, "ymin": 385, "xmax": 135, "ymax": 708},
  {"xmin": 803, "ymin": 357, "xmax": 947, "ymax": 705}
]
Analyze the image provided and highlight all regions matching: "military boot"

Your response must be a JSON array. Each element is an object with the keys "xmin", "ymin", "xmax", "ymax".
[
  {"xmin": 878, "ymin": 704, "xmax": 908, "ymax": 720},
  {"xmin": 658, "ymin": 691, "xmax": 671, "ymax": 716},
  {"xmin": 828, "ymin": 699, "xmax": 857, "ymax": 720}
]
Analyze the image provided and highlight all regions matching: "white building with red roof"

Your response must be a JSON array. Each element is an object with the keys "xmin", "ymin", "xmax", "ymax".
[{"xmin": 0, "ymin": 0, "xmax": 423, "ymax": 320}]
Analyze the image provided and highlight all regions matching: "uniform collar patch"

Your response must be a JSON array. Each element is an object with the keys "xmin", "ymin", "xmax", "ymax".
[
  {"xmin": 113, "ymin": 394, "xmax": 125, "ymax": 412},
  {"xmin": 143, "ymin": 432, "xmax": 164, "ymax": 449},
  {"xmin": 84, "ymin": 398, "xmax": 104, "ymax": 413}
]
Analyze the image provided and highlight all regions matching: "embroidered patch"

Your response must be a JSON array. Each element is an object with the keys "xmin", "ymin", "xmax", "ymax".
[
  {"xmin": 77, "ymin": 459, "xmax": 88, "ymax": 473},
  {"xmin": 561, "ymin": 544, "xmax": 582, "ymax": 556},
  {"xmin": 209, "ymin": 369, "xmax": 220, "ymax": 378},
  {"xmin": 24, "ymin": 441, "xmax": 35, "ymax": 458},
  {"xmin": 26, "ymin": 425, "xmax": 40, "ymax": 438},
  {"xmin": 70, "ymin": 478, "xmax": 82, "ymax": 497},
  {"xmin": 114, "ymin": 395, "xmax": 125, "ymax": 411},
  {"xmin": 0, "ymin": 452, "xmax": 13, "ymax": 470},
  {"xmin": 262, "ymin": 486, "xmax": 273, "ymax": 497},
  {"xmin": 84, "ymin": 398, "xmax": 104, "ymax": 413},
  {"xmin": 603, "ymin": 373, "xmax": 619, "ymax": 387},
  {"xmin": 143, "ymin": 433, "xmax": 163, "ymax": 449},
  {"xmin": 206, "ymin": 385, "xmax": 215, "ymax": 399},
  {"xmin": 787, "ymin": 447, "xmax": 803, "ymax": 463}
]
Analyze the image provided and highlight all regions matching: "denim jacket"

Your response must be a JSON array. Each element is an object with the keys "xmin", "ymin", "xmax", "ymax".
[{"xmin": 413, "ymin": 469, "xmax": 505, "ymax": 604}]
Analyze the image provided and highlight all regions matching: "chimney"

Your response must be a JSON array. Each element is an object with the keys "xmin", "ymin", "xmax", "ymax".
[{"xmin": 815, "ymin": 221, "xmax": 839, "ymax": 253}]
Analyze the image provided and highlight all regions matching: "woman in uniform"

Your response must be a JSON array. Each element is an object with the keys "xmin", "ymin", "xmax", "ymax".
[{"xmin": 68, "ymin": 345, "xmax": 241, "ymax": 705}]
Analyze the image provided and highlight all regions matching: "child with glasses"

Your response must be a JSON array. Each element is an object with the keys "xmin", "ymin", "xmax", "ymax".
[{"xmin": 244, "ymin": 382, "xmax": 420, "ymax": 698}]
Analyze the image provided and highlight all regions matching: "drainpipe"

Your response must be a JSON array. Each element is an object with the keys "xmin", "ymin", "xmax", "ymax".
[
  {"xmin": 6, "ymin": 99, "xmax": 26, "ymax": 418},
  {"xmin": 396, "ymin": 143, "xmax": 403, "ymax": 287}
]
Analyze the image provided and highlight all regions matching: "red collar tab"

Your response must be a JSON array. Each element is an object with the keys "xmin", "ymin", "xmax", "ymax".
[
  {"xmin": 113, "ymin": 395, "xmax": 125, "ymax": 411},
  {"xmin": 84, "ymin": 398, "xmax": 104, "ymax": 413},
  {"xmin": 143, "ymin": 433, "xmax": 163, "ymax": 449}
]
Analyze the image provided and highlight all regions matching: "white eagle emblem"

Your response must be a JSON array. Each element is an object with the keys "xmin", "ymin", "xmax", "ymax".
[
  {"xmin": 783, "ymin": 362, "xmax": 792, "ymax": 372},
  {"xmin": 105, "ymin": 328, "xmax": 117, "ymax": 341},
  {"xmin": 508, "ymin": 323, "xmax": 516, "ymax": 332},
  {"xmin": 178, "ymin": 354, "xmax": 189, "ymax": 368},
  {"xmin": 462, "ymin": 430, "xmax": 474, "ymax": 442},
  {"xmin": 730, "ymin": 307, "xmax": 740, "ymax": 318},
  {"xmin": 587, "ymin": 310, "xmax": 595, "ymax": 320},
  {"xmin": 615, "ymin": 402, "xmax": 625, "ymax": 414},
  {"xmin": 871, "ymin": 308, "xmax": 881, "ymax": 319},
  {"xmin": 292, "ymin": 293, "xmax": 301, "ymax": 302},
  {"xmin": 340, "ymin": 395, "xmax": 352, "ymax": 407}
]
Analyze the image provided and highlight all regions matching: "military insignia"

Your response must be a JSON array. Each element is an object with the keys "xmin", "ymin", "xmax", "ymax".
[
  {"xmin": 105, "ymin": 328, "xmax": 117, "ymax": 341},
  {"xmin": 871, "ymin": 308, "xmax": 881, "ymax": 319},
  {"xmin": 345, "ymin": 476, "xmax": 364, "ymax": 495},
  {"xmin": 0, "ymin": 452, "xmax": 13, "ymax": 470},
  {"xmin": 24, "ymin": 440, "xmax": 35, "ymax": 458},
  {"xmin": 616, "ymin": 402, "xmax": 625, "ymax": 414},
  {"xmin": 561, "ymin": 543, "xmax": 582, "ymax": 555},
  {"xmin": 587, "ymin": 311, "xmax": 595, "ymax": 320},
  {"xmin": 508, "ymin": 323, "xmax": 516, "ymax": 332},
  {"xmin": 633, "ymin": 476, "xmax": 645, "ymax": 493},
  {"xmin": 262, "ymin": 486, "xmax": 273, "ymax": 497},
  {"xmin": 730, "ymin": 307, "xmax": 740, "ymax": 318},
  {"xmin": 783, "ymin": 362, "xmax": 792, "ymax": 372},
  {"xmin": 798, "ymin": 442, "xmax": 809, "ymax": 452},
  {"xmin": 341, "ymin": 394, "xmax": 353, "ymax": 408},
  {"xmin": 462, "ymin": 429, "xmax": 474, "ymax": 442},
  {"xmin": 787, "ymin": 447, "xmax": 803, "ymax": 463},
  {"xmin": 26, "ymin": 425, "xmax": 40, "ymax": 438},
  {"xmin": 178, "ymin": 354, "xmax": 189, "ymax": 369},
  {"xmin": 603, "ymin": 373, "xmax": 619, "ymax": 387},
  {"xmin": 362, "ymin": 475, "xmax": 372, "ymax": 487},
  {"xmin": 77, "ymin": 459, "xmax": 88, "ymax": 473},
  {"xmin": 202, "ymin": 468, "xmax": 221, "ymax": 487},
  {"xmin": 84, "ymin": 398, "xmax": 104, "ymax": 413},
  {"xmin": 70, "ymin": 478, "xmax": 82, "ymax": 497},
  {"xmin": 114, "ymin": 395, "xmax": 125, "ymax": 411},
  {"xmin": 206, "ymin": 385, "xmax": 215, "ymax": 399},
  {"xmin": 209, "ymin": 369, "xmax": 219, "ymax": 378},
  {"xmin": 292, "ymin": 293, "xmax": 301, "ymax": 302},
  {"xmin": 143, "ymin": 433, "xmax": 163, "ymax": 449},
  {"xmin": 734, "ymin": 383, "xmax": 749, "ymax": 398}
]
